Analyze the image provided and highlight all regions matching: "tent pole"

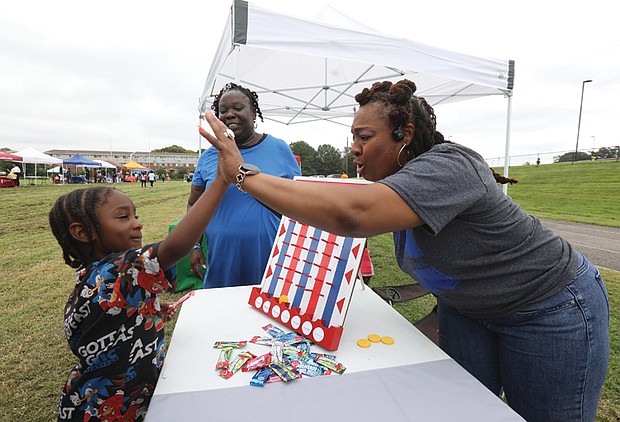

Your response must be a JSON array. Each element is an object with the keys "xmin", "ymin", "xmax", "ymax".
[
  {"xmin": 198, "ymin": 98, "xmax": 202, "ymax": 158},
  {"xmin": 502, "ymin": 93, "xmax": 513, "ymax": 195}
]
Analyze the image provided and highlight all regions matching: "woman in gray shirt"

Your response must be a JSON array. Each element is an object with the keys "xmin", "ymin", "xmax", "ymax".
[{"xmin": 200, "ymin": 79, "xmax": 609, "ymax": 422}]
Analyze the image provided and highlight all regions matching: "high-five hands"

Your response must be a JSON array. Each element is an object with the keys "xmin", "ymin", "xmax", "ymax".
[{"xmin": 198, "ymin": 112, "xmax": 244, "ymax": 185}]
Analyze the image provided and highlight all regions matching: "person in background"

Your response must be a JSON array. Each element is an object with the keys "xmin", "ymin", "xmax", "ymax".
[
  {"xmin": 187, "ymin": 82, "xmax": 301, "ymax": 289},
  {"xmin": 48, "ymin": 176, "xmax": 227, "ymax": 421},
  {"xmin": 200, "ymin": 79, "xmax": 609, "ymax": 422},
  {"xmin": 148, "ymin": 170, "xmax": 156, "ymax": 187},
  {"xmin": 10, "ymin": 165, "xmax": 21, "ymax": 187},
  {"xmin": 140, "ymin": 171, "xmax": 147, "ymax": 188}
]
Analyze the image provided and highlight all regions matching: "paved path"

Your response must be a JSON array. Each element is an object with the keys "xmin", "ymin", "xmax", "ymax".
[{"xmin": 541, "ymin": 219, "xmax": 620, "ymax": 272}]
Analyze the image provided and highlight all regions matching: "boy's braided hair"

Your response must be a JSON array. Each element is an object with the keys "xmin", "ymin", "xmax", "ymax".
[{"xmin": 49, "ymin": 187, "xmax": 115, "ymax": 268}]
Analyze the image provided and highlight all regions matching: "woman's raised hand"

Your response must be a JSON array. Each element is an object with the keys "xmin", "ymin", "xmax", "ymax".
[{"xmin": 198, "ymin": 111, "xmax": 244, "ymax": 185}]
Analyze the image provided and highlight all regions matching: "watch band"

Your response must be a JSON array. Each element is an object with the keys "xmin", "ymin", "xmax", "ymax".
[{"xmin": 235, "ymin": 163, "xmax": 260, "ymax": 192}]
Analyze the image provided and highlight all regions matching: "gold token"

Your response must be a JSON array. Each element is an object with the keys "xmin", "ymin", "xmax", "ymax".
[
  {"xmin": 357, "ymin": 338, "xmax": 371, "ymax": 348},
  {"xmin": 278, "ymin": 295, "xmax": 289, "ymax": 304},
  {"xmin": 367, "ymin": 334, "xmax": 381, "ymax": 343},
  {"xmin": 381, "ymin": 335, "xmax": 395, "ymax": 345}
]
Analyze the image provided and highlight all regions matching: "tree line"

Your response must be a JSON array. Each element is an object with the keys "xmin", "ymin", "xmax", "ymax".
[
  {"xmin": 289, "ymin": 141, "xmax": 356, "ymax": 177},
  {"xmin": 554, "ymin": 146, "xmax": 619, "ymax": 163}
]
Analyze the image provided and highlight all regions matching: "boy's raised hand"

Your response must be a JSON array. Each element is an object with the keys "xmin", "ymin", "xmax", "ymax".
[{"xmin": 198, "ymin": 111, "xmax": 244, "ymax": 186}]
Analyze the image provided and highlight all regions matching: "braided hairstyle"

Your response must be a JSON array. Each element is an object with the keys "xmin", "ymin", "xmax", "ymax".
[
  {"xmin": 211, "ymin": 82, "xmax": 264, "ymax": 122},
  {"xmin": 49, "ymin": 187, "xmax": 115, "ymax": 269},
  {"xmin": 354, "ymin": 79, "xmax": 517, "ymax": 185}
]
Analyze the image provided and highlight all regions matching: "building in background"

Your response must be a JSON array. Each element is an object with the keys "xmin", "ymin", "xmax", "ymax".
[{"xmin": 46, "ymin": 149, "xmax": 199, "ymax": 172}]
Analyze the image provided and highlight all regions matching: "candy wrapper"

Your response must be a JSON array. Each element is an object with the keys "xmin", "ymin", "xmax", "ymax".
[
  {"xmin": 290, "ymin": 358, "xmax": 328, "ymax": 377},
  {"xmin": 218, "ymin": 351, "xmax": 254, "ymax": 379},
  {"xmin": 166, "ymin": 290, "xmax": 195, "ymax": 314},
  {"xmin": 250, "ymin": 367, "xmax": 272, "ymax": 387},
  {"xmin": 271, "ymin": 340, "xmax": 285, "ymax": 363},
  {"xmin": 215, "ymin": 347, "xmax": 233, "ymax": 370},
  {"xmin": 213, "ymin": 340, "xmax": 247, "ymax": 349},
  {"xmin": 249, "ymin": 336, "xmax": 274, "ymax": 346},
  {"xmin": 282, "ymin": 345, "xmax": 307, "ymax": 360},
  {"xmin": 269, "ymin": 361, "xmax": 300, "ymax": 382},
  {"xmin": 262, "ymin": 323, "xmax": 286, "ymax": 338},
  {"xmin": 315, "ymin": 355, "xmax": 346, "ymax": 374},
  {"xmin": 242, "ymin": 353, "xmax": 272, "ymax": 372}
]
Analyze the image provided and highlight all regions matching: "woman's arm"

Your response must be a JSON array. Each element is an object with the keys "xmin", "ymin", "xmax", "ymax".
[
  {"xmin": 187, "ymin": 184, "xmax": 205, "ymax": 210},
  {"xmin": 199, "ymin": 112, "xmax": 424, "ymax": 238}
]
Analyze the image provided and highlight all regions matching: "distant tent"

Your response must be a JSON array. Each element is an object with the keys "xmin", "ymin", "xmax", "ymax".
[
  {"xmin": 63, "ymin": 153, "xmax": 101, "ymax": 167},
  {"xmin": 0, "ymin": 151, "xmax": 22, "ymax": 162},
  {"xmin": 123, "ymin": 160, "xmax": 147, "ymax": 170},
  {"xmin": 15, "ymin": 147, "xmax": 62, "ymax": 165},
  {"xmin": 93, "ymin": 159, "xmax": 117, "ymax": 169},
  {"xmin": 14, "ymin": 147, "xmax": 63, "ymax": 181}
]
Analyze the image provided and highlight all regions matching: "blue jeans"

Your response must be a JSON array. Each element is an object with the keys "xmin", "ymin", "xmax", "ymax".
[{"xmin": 438, "ymin": 254, "xmax": 610, "ymax": 422}]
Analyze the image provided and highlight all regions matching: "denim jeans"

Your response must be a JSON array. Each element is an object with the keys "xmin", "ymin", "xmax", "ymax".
[{"xmin": 438, "ymin": 254, "xmax": 610, "ymax": 422}]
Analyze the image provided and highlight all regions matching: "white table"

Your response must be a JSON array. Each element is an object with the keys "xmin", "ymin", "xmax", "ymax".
[{"xmin": 146, "ymin": 284, "xmax": 524, "ymax": 421}]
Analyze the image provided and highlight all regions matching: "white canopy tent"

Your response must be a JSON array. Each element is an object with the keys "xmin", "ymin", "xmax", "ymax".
[
  {"xmin": 15, "ymin": 147, "xmax": 63, "ymax": 182},
  {"xmin": 15, "ymin": 147, "xmax": 62, "ymax": 165},
  {"xmin": 199, "ymin": 0, "xmax": 515, "ymax": 187},
  {"xmin": 93, "ymin": 159, "xmax": 117, "ymax": 169}
]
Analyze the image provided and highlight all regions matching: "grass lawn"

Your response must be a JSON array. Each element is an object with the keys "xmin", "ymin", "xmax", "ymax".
[{"xmin": 0, "ymin": 160, "xmax": 618, "ymax": 421}]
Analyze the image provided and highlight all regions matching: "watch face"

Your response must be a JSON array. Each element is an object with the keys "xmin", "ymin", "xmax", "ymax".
[{"xmin": 241, "ymin": 163, "xmax": 260, "ymax": 173}]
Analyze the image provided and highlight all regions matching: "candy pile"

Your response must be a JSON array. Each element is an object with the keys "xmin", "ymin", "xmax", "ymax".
[{"xmin": 213, "ymin": 323, "xmax": 346, "ymax": 387}]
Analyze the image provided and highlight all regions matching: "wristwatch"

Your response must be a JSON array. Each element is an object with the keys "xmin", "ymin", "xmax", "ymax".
[{"xmin": 235, "ymin": 163, "xmax": 261, "ymax": 192}]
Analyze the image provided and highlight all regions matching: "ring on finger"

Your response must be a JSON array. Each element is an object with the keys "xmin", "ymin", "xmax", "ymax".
[{"xmin": 224, "ymin": 128, "xmax": 235, "ymax": 139}]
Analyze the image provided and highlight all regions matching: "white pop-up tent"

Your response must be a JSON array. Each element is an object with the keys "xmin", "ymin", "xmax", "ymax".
[
  {"xmin": 199, "ymin": 0, "xmax": 515, "ymax": 184},
  {"xmin": 15, "ymin": 147, "xmax": 63, "ymax": 182},
  {"xmin": 93, "ymin": 159, "xmax": 117, "ymax": 169}
]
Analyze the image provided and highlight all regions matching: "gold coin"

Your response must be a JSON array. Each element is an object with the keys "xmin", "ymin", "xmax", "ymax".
[
  {"xmin": 367, "ymin": 333, "xmax": 381, "ymax": 343},
  {"xmin": 357, "ymin": 338, "xmax": 371, "ymax": 348},
  {"xmin": 381, "ymin": 335, "xmax": 395, "ymax": 345}
]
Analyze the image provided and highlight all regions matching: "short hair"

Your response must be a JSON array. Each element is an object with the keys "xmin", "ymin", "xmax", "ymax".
[{"xmin": 211, "ymin": 82, "xmax": 264, "ymax": 122}]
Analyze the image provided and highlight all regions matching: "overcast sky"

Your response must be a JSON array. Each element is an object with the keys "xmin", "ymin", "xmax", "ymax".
[{"xmin": 2, "ymin": 0, "xmax": 618, "ymax": 165}]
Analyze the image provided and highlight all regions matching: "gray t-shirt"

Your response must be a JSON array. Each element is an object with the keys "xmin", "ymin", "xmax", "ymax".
[{"xmin": 379, "ymin": 143, "xmax": 578, "ymax": 319}]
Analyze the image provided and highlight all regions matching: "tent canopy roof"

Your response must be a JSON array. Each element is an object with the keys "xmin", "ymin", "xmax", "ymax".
[
  {"xmin": 199, "ymin": 0, "xmax": 514, "ymax": 127},
  {"xmin": 0, "ymin": 151, "xmax": 23, "ymax": 162},
  {"xmin": 63, "ymin": 153, "xmax": 101, "ymax": 167},
  {"xmin": 15, "ymin": 147, "xmax": 62, "ymax": 164},
  {"xmin": 93, "ymin": 159, "xmax": 117, "ymax": 169},
  {"xmin": 123, "ymin": 160, "xmax": 147, "ymax": 170}
]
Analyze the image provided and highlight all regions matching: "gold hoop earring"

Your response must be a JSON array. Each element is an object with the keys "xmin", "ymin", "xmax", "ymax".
[{"xmin": 397, "ymin": 143, "xmax": 408, "ymax": 167}]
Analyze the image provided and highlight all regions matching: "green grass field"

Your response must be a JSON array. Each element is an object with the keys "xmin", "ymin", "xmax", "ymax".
[{"xmin": 0, "ymin": 160, "xmax": 618, "ymax": 421}]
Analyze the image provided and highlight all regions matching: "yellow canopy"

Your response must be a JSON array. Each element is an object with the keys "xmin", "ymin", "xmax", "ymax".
[{"xmin": 123, "ymin": 160, "xmax": 147, "ymax": 170}]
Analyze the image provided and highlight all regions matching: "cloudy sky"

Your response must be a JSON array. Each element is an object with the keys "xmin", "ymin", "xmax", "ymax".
[{"xmin": 2, "ymin": 0, "xmax": 618, "ymax": 165}]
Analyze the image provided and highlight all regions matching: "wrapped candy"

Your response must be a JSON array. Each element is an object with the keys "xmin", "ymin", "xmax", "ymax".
[
  {"xmin": 250, "ymin": 367, "xmax": 272, "ymax": 387},
  {"xmin": 213, "ymin": 340, "xmax": 247, "ymax": 349},
  {"xmin": 242, "ymin": 353, "xmax": 272, "ymax": 372},
  {"xmin": 215, "ymin": 347, "xmax": 233, "ymax": 370},
  {"xmin": 218, "ymin": 351, "xmax": 254, "ymax": 379}
]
